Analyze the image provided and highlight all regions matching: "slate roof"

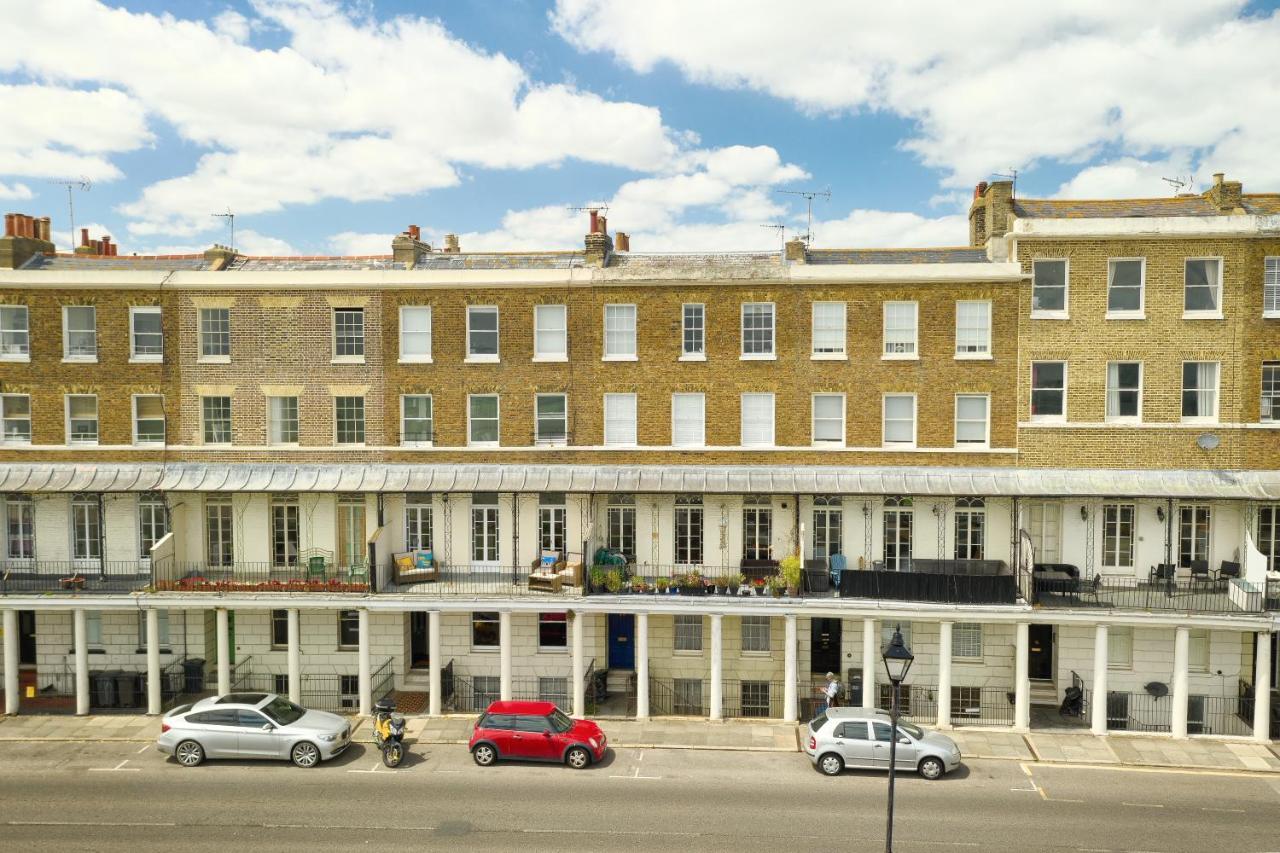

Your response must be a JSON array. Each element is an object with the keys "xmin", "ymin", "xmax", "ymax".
[
  {"xmin": 411, "ymin": 252, "xmax": 585, "ymax": 270},
  {"xmin": 807, "ymin": 248, "xmax": 991, "ymax": 265},
  {"xmin": 1013, "ymin": 195, "xmax": 1280, "ymax": 219},
  {"xmin": 227, "ymin": 255, "xmax": 406, "ymax": 271},
  {"xmin": 18, "ymin": 253, "xmax": 213, "ymax": 271}
]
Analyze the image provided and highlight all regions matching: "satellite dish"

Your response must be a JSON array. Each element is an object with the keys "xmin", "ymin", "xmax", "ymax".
[{"xmin": 1196, "ymin": 433, "xmax": 1220, "ymax": 451}]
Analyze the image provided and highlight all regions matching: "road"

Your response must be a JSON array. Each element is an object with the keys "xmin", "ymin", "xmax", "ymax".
[{"xmin": 0, "ymin": 737, "xmax": 1278, "ymax": 852}]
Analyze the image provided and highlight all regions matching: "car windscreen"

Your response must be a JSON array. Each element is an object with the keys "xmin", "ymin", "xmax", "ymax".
[
  {"xmin": 260, "ymin": 696, "xmax": 306, "ymax": 726},
  {"xmin": 549, "ymin": 709, "xmax": 574, "ymax": 733},
  {"xmin": 899, "ymin": 722, "xmax": 925, "ymax": 740}
]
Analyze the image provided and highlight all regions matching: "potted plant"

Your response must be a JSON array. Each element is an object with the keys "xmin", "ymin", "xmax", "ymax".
[
  {"xmin": 656, "ymin": 577, "xmax": 670, "ymax": 595},
  {"xmin": 605, "ymin": 569, "xmax": 625, "ymax": 594},
  {"xmin": 681, "ymin": 570, "xmax": 704, "ymax": 595},
  {"xmin": 768, "ymin": 575, "xmax": 786, "ymax": 598},
  {"xmin": 727, "ymin": 572, "xmax": 744, "ymax": 595},
  {"xmin": 631, "ymin": 575, "xmax": 648, "ymax": 594},
  {"xmin": 752, "ymin": 577, "xmax": 767, "ymax": 596},
  {"xmin": 779, "ymin": 554, "xmax": 803, "ymax": 596},
  {"xmin": 589, "ymin": 566, "xmax": 608, "ymax": 593}
]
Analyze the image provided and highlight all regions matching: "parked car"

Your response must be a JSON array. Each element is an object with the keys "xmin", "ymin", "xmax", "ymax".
[
  {"xmin": 803, "ymin": 707, "xmax": 961, "ymax": 780},
  {"xmin": 157, "ymin": 692, "xmax": 351, "ymax": 768},
  {"xmin": 469, "ymin": 700, "xmax": 607, "ymax": 769}
]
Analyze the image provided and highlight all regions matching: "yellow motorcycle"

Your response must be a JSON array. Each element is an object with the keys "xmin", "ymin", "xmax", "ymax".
[{"xmin": 372, "ymin": 697, "xmax": 406, "ymax": 768}]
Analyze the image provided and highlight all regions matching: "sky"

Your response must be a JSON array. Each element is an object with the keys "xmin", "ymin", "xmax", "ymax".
[{"xmin": 2, "ymin": 0, "xmax": 1279, "ymax": 256}]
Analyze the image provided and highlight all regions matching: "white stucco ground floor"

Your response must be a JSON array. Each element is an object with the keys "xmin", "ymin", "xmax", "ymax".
[{"xmin": 1, "ymin": 596, "xmax": 1275, "ymax": 744}]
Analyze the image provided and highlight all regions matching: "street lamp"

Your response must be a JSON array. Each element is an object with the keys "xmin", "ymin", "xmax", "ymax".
[{"xmin": 881, "ymin": 624, "xmax": 915, "ymax": 853}]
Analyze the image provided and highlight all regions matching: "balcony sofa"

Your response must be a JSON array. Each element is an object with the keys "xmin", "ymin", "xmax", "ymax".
[{"xmin": 392, "ymin": 550, "xmax": 441, "ymax": 585}]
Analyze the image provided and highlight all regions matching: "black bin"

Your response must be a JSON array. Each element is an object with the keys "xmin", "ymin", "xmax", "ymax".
[
  {"xmin": 91, "ymin": 671, "xmax": 117, "ymax": 709},
  {"xmin": 115, "ymin": 672, "xmax": 141, "ymax": 708},
  {"xmin": 183, "ymin": 658, "xmax": 206, "ymax": 693}
]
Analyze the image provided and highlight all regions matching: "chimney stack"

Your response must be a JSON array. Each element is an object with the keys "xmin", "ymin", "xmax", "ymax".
[
  {"xmin": 407, "ymin": 224, "xmax": 421, "ymax": 241},
  {"xmin": 0, "ymin": 211, "xmax": 57, "ymax": 268},
  {"xmin": 588, "ymin": 209, "xmax": 599, "ymax": 234},
  {"xmin": 444, "ymin": 234, "xmax": 460, "ymax": 253},
  {"xmin": 784, "ymin": 237, "xmax": 807, "ymax": 263},
  {"xmin": 615, "ymin": 232, "xmax": 630, "ymax": 252},
  {"xmin": 1206, "ymin": 172, "xmax": 1243, "ymax": 212},
  {"xmin": 973, "ymin": 181, "xmax": 988, "ymax": 199}
]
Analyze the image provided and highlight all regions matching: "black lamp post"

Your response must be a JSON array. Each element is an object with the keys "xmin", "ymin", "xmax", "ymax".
[{"xmin": 881, "ymin": 624, "xmax": 915, "ymax": 853}]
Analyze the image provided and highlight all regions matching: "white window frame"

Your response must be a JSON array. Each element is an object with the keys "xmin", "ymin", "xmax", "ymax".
[
  {"xmin": 1183, "ymin": 257, "xmax": 1224, "ymax": 319},
  {"xmin": 1265, "ymin": 257, "xmax": 1280, "ymax": 318},
  {"xmin": 533, "ymin": 304, "xmax": 568, "ymax": 362},
  {"xmin": 200, "ymin": 396, "xmax": 232, "ymax": 446},
  {"xmin": 603, "ymin": 393, "xmax": 637, "ymax": 447},
  {"xmin": 740, "ymin": 302, "xmax": 776, "ymax": 360},
  {"xmin": 1189, "ymin": 628, "xmax": 1210, "ymax": 673},
  {"xmin": 267, "ymin": 396, "xmax": 299, "ymax": 446},
  {"xmin": 602, "ymin": 304, "xmax": 637, "ymax": 361},
  {"xmin": 1030, "ymin": 361, "xmax": 1068, "ymax": 422},
  {"xmin": 954, "ymin": 300, "xmax": 992, "ymax": 358},
  {"xmin": 331, "ymin": 307, "xmax": 365, "ymax": 363},
  {"xmin": 671, "ymin": 393, "xmax": 705, "ymax": 448},
  {"xmin": 954, "ymin": 393, "xmax": 990, "ymax": 448},
  {"xmin": 952, "ymin": 623, "xmax": 983, "ymax": 660},
  {"xmin": 1101, "ymin": 503, "xmax": 1136, "ymax": 569},
  {"xmin": 465, "ymin": 305, "xmax": 500, "ymax": 363},
  {"xmin": 398, "ymin": 305, "xmax": 432, "ymax": 364},
  {"xmin": 680, "ymin": 303, "xmax": 705, "ymax": 361},
  {"xmin": 62, "ymin": 305, "xmax": 97, "ymax": 362},
  {"xmin": 882, "ymin": 301, "xmax": 918, "ymax": 359},
  {"xmin": 1105, "ymin": 361, "xmax": 1143, "ymax": 423},
  {"xmin": 534, "ymin": 393, "xmax": 568, "ymax": 446},
  {"xmin": 1180, "ymin": 361, "xmax": 1220, "ymax": 424},
  {"xmin": 0, "ymin": 305, "xmax": 30, "ymax": 361},
  {"xmin": 882, "ymin": 393, "xmax": 917, "ymax": 447},
  {"xmin": 740, "ymin": 392, "xmax": 775, "ymax": 447},
  {"xmin": 333, "ymin": 397, "xmax": 366, "ymax": 446},
  {"xmin": 0, "ymin": 394, "xmax": 32, "ymax": 445},
  {"xmin": 1031, "ymin": 258, "xmax": 1069, "ymax": 319},
  {"xmin": 811, "ymin": 301, "xmax": 847, "ymax": 360},
  {"xmin": 198, "ymin": 307, "xmax": 231, "ymax": 363},
  {"xmin": 1263, "ymin": 361, "xmax": 1280, "ymax": 423},
  {"xmin": 65, "ymin": 394, "xmax": 98, "ymax": 446},
  {"xmin": 131, "ymin": 394, "xmax": 165, "ymax": 446},
  {"xmin": 467, "ymin": 394, "xmax": 500, "ymax": 447},
  {"xmin": 741, "ymin": 615, "xmax": 771, "ymax": 654},
  {"xmin": 673, "ymin": 614, "xmax": 703, "ymax": 653},
  {"xmin": 1108, "ymin": 626, "xmax": 1133, "ymax": 670},
  {"xmin": 1105, "ymin": 258, "xmax": 1146, "ymax": 319},
  {"xmin": 400, "ymin": 394, "xmax": 434, "ymax": 447},
  {"xmin": 128, "ymin": 306, "xmax": 163, "ymax": 363},
  {"xmin": 811, "ymin": 393, "xmax": 846, "ymax": 446}
]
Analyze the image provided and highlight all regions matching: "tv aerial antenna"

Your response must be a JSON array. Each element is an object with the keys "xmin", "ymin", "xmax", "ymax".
[
  {"xmin": 776, "ymin": 188, "xmax": 830, "ymax": 245},
  {"xmin": 760, "ymin": 223, "xmax": 786, "ymax": 252},
  {"xmin": 993, "ymin": 168, "xmax": 1018, "ymax": 198},
  {"xmin": 1162, "ymin": 174, "xmax": 1195, "ymax": 196},
  {"xmin": 211, "ymin": 208, "xmax": 235, "ymax": 253},
  {"xmin": 50, "ymin": 177, "xmax": 90, "ymax": 250}
]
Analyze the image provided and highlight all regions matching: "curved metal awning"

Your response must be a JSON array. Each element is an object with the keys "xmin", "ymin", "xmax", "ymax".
[{"xmin": 0, "ymin": 463, "xmax": 1277, "ymax": 499}]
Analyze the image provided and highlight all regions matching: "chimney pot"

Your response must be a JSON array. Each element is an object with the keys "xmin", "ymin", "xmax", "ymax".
[
  {"xmin": 444, "ymin": 233, "xmax": 459, "ymax": 253},
  {"xmin": 3, "ymin": 214, "xmax": 13, "ymax": 238},
  {"xmin": 38, "ymin": 217, "xmax": 50, "ymax": 242},
  {"xmin": 615, "ymin": 231, "xmax": 630, "ymax": 252},
  {"xmin": 1213, "ymin": 172, "xmax": 1225, "ymax": 185},
  {"xmin": 80, "ymin": 228, "xmax": 90, "ymax": 248},
  {"xmin": 598, "ymin": 215, "xmax": 608, "ymax": 236},
  {"xmin": 974, "ymin": 181, "xmax": 989, "ymax": 199},
  {"xmin": 15, "ymin": 215, "xmax": 27, "ymax": 238},
  {"xmin": 408, "ymin": 224, "xmax": 421, "ymax": 241},
  {"xmin": 589, "ymin": 209, "xmax": 599, "ymax": 234}
]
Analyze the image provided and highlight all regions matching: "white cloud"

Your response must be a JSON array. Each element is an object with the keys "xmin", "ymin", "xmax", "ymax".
[
  {"xmin": 1052, "ymin": 157, "xmax": 1198, "ymax": 200},
  {"xmin": 0, "ymin": 181, "xmax": 34, "ymax": 201},
  {"xmin": 235, "ymin": 229, "xmax": 296, "ymax": 256},
  {"xmin": 0, "ymin": 84, "xmax": 150, "ymax": 181},
  {"xmin": 553, "ymin": 1, "xmax": 1280, "ymax": 190},
  {"xmin": 328, "ymin": 230, "xmax": 395, "ymax": 255}
]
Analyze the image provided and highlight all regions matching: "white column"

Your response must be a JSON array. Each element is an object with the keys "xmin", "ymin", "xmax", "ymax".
[
  {"xmin": 937, "ymin": 621, "xmax": 953, "ymax": 729},
  {"xmin": 709, "ymin": 614, "xmax": 723, "ymax": 721},
  {"xmin": 636, "ymin": 613, "xmax": 650, "ymax": 719},
  {"xmin": 146, "ymin": 609, "xmax": 161, "ymax": 715},
  {"xmin": 357, "ymin": 608, "xmax": 372, "ymax": 716},
  {"xmin": 286, "ymin": 609, "xmax": 301, "ymax": 704},
  {"xmin": 428, "ymin": 611, "xmax": 442, "ymax": 717},
  {"xmin": 1253, "ymin": 632, "xmax": 1272, "ymax": 744},
  {"xmin": 1090, "ymin": 623, "xmax": 1109, "ymax": 735},
  {"xmin": 499, "ymin": 610, "xmax": 513, "ymax": 701},
  {"xmin": 571, "ymin": 610, "xmax": 585, "ymax": 718},
  {"xmin": 74, "ymin": 609, "xmax": 89, "ymax": 716},
  {"xmin": 784, "ymin": 615, "xmax": 798, "ymax": 721},
  {"xmin": 1171, "ymin": 626, "xmax": 1190, "ymax": 738},
  {"xmin": 862, "ymin": 618, "xmax": 877, "ymax": 709},
  {"xmin": 215, "ymin": 608, "xmax": 230, "ymax": 696},
  {"xmin": 1014, "ymin": 622, "xmax": 1030, "ymax": 732},
  {"xmin": 3, "ymin": 610, "xmax": 18, "ymax": 715}
]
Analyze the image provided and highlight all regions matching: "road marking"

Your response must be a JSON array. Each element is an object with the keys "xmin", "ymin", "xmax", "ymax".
[
  {"xmin": 8, "ymin": 820, "xmax": 177, "ymax": 828},
  {"xmin": 88, "ymin": 759, "xmax": 140, "ymax": 772},
  {"xmin": 1121, "ymin": 802, "xmax": 1164, "ymax": 808},
  {"xmin": 1017, "ymin": 762, "xmax": 1083, "ymax": 803},
  {"xmin": 135, "ymin": 744, "xmax": 151, "ymax": 754},
  {"xmin": 347, "ymin": 761, "xmax": 383, "ymax": 773},
  {"xmin": 1200, "ymin": 807, "xmax": 1245, "ymax": 813},
  {"xmin": 610, "ymin": 748, "xmax": 661, "ymax": 780}
]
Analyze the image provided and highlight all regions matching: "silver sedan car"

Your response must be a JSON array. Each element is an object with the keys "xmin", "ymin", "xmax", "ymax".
[
  {"xmin": 803, "ymin": 707, "xmax": 962, "ymax": 779},
  {"xmin": 157, "ymin": 693, "xmax": 351, "ymax": 768}
]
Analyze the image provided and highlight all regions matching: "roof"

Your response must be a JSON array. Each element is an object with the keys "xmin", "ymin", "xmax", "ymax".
[
  {"xmin": 0, "ymin": 463, "xmax": 1276, "ymax": 499},
  {"xmin": 1013, "ymin": 195, "xmax": 1280, "ymax": 219},
  {"xmin": 482, "ymin": 700, "xmax": 559, "ymax": 715},
  {"xmin": 807, "ymin": 248, "xmax": 991, "ymax": 265},
  {"xmin": 18, "ymin": 253, "xmax": 214, "ymax": 271},
  {"xmin": 413, "ymin": 252, "xmax": 585, "ymax": 270},
  {"xmin": 227, "ymin": 256, "xmax": 405, "ymax": 271}
]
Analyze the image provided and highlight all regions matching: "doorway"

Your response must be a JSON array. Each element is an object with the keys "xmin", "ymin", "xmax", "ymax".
[
  {"xmin": 810, "ymin": 618, "xmax": 842, "ymax": 674},
  {"xmin": 18, "ymin": 611, "xmax": 35, "ymax": 667},
  {"xmin": 607, "ymin": 614, "xmax": 634, "ymax": 670},
  {"xmin": 1028, "ymin": 624, "xmax": 1054, "ymax": 682},
  {"xmin": 410, "ymin": 612, "xmax": 430, "ymax": 669}
]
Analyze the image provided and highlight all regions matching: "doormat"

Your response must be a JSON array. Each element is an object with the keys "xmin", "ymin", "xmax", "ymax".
[{"xmin": 393, "ymin": 691, "xmax": 429, "ymax": 714}]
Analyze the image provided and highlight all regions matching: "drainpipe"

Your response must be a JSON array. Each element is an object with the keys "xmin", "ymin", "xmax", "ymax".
[{"xmin": 1164, "ymin": 498, "xmax": 1174, "ymax": 566}]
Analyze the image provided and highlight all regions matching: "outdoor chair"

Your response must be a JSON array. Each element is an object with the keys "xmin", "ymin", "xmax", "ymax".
[
  {"xmin": 1216, "ymin": 560, "xmax": 1242, "ymax": 587},
  {"xmin": 1188, "ymin": 559, "xmax": 1212, "ymax": 589},
  {"xmin": 300, "ymin": 548, "xmax": 333, "ymax": 581},
  {"xmin": 1147, "ymin": 563, "xmax": 1175, "ymax": 587}
]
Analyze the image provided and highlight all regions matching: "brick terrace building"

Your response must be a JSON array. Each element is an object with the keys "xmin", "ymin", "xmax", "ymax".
[{"xmin": 0, "ymin": 180, "xmax": 1276, "ymax": 740}]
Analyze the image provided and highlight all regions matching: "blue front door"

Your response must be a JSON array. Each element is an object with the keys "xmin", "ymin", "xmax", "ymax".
[{"xmin": 608, "ymin": 614, "xmax": 635, "ymax": 670}]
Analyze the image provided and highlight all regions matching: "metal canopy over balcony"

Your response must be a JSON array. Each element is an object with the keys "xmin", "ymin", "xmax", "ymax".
[{"xmin": 0, "ymin": 463, "xmax": 1278, "ymax": 499}]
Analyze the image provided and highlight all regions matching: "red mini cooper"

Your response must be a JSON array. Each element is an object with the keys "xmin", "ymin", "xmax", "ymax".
[{"xmin": 469, "ymin": 700, "xmax": 608, "ymax": 769}]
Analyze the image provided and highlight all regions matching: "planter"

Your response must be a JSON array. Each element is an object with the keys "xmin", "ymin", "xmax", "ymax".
[
  {"xmin": 714, "ymin": 585, "xmax": 726, "ymax": 595},
  {"xmin": 728, "ymin": 585, "xmax": 740, "ymax": 595}
]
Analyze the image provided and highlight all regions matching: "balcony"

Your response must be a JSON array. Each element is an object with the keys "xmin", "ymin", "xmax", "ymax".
[
  {"xmin": 152, "ymin": 559, "xmax": 371, "ymax": 594},
  {"xmin": 0, "ymin": 561, "xmax": 150, "ymax": 595},
  {"xmin": 382, "ymin": 562, "xmax": 587, "ymax": 597},
  {"xmin": 1032, "ymin": 570, "xmax": 1266, "ymax": 615}
]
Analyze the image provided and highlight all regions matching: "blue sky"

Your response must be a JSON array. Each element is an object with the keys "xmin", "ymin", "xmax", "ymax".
[{"xmin": 2, "ymin": 1, "xmax": 1279, "ymax": 255}]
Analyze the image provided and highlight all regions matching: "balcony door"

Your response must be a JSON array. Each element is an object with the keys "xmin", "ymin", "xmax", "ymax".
[
  {"xmin": 471, "ymin": 494, "xmax": 500, "ymax": 568},
  {"xmin": 812, "ymin": 497, "xmax": 842, "ymax": 561},
  {"xmin": 883, "ymin": 498, "xmax": 912, "ymax": 571}
]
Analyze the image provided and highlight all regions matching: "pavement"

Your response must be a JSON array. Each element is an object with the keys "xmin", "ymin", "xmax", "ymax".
[
  {"xmin": 2, "ymin": 710, "xmax": 1279, "ymax": 774},
  {"xmin": 2, "ymin": 740, "xmax": 1280, "ymax": 852}
]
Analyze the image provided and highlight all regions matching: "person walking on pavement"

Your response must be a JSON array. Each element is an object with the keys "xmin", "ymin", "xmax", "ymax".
[{"xmin": 822, "ymin": 671, "xmax": 841, "ymax": 709}]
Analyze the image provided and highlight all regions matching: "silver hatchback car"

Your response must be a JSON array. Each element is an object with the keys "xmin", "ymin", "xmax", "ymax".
[
  {"xmin": 157, "ymin": 693, "xmax": 351, "ymax": 768},
  {"xmin": 803, "ymin": 707, "xmax": 962, "ymax": 780}
]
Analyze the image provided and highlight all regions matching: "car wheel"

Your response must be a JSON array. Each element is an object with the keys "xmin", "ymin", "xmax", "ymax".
[
  {"xmin": 174, "ymin": 740, "xmax": 204, "ymax": 768},
  {"xmin": 565, "ymin": 746, "xmax": 591, "ymax": 769},
  {"xmin": 818, "ymin": 752, "xmax": 844, "ymax": 776},
  {"xmin": 291, "ymin": 742, "xmax": 321, "ymax": 768},
  {"xmin": 472, "ymin": 743, "xmax": 497, "ymax": 766},
  {"xmin": 918, "ymin": 757, "xmax": 945, "ymax": 780}
]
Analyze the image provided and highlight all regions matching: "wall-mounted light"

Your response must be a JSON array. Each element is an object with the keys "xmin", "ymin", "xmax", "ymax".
[
  {"xmin": 1156, "ymin": 505, "xmax": 1166, "ymax": 522},
  {"xmin": 1079, "ymin": 505, "xmax": 1088, "ymax": 521}
]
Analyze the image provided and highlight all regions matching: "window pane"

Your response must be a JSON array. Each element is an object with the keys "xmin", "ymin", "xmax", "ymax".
[
  {"xmin": 536, "ymin": 394, "xmax": 567, "ymax": 443},
  {"xmin": 1107, "ymin": 260, "xmax": 1143, "ymax": 312},
  {"xmin": 333, "ymin": 309, "xmax": 365, "ymax": 356},
  {"xmin": 1263, "ymin": 362, "xmax": 1279, "ymax": 422},
  {"xmin": 672, "ymin": 393, "xmax": 705, "ymax": 447},
  {"xmin": 402, "ymin": 395, "xmax": 433, "ymax": 443},
  {"xmin": 199, "ymin": 308, "xmax": 230, "ymax": 357},
  {"xmin": 1184, "ymin": 260, "xmax": 1220, "ymax": 311},
  {"xmin": 131, "ymin": 309, "xmax": 163, "ymax": 356},
  {"xmin": 813, "ymin": 394, "xmax": 844, "ymax": 442},
  {"xmin": 468, "ymin": 307, "xmax": 499, "ymax": 356},
  {"xmin": 469, "ymin": 395, "xmax": 499, "ymax": 443},
  {"xmin": 134, "ymin": 395, "xmax": 165, "ymax": 443},
  {"xmin": 742, "ymin": 303, "xmax": 775, "ymax": 355},
  {"xmin": 884, "ymin": 395, "xmax": 914, "ymax": 443},
  {"xmin": 955, "ymin": 301, "xmax": 990, "ymax": 354},
  {"xmin": 604, "ymin": 304, "xmax": 636, "ymax": 357},
  {"xmin": 0, "ymin": 306, "xmax": 29, "ymax": 356},
  {"xmin": 812, "ymin": 302, "xmax": 846, "ymax": 354},
  {"xmin": 604, "ymin": 394, "xmax": 636, "ymax": 445},
  {"xmin": 955, "ymin": 395, "xmax": 988, "ymax": 444},
  {"xmin": 335, "ymin": 397, "xmax": 365, "ymax": 444},
  {"xmin": 1032, "ymin": 261, "xmax": 1067, "ymax": 312},
  {"xmin": 682, "ymin": 304, "xmax": 705, "ymax": 355},
  {"xmin": 740, "ymin": 393, "xmax": 774, "ymax": 446},
  {"xmin": 534, "ymin": 305, "xmax": 567, "ymax": 357},
  {"xmin": 883, "ymin": 302, "xmax": 917, "ymax": 355},
  {"xmin": 400, "ymin": 307, "xmax": 431, "ymax": 358},
  {"xmin": 268, "ymin": 397, "xmax": 299, "ymax": 444}
]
